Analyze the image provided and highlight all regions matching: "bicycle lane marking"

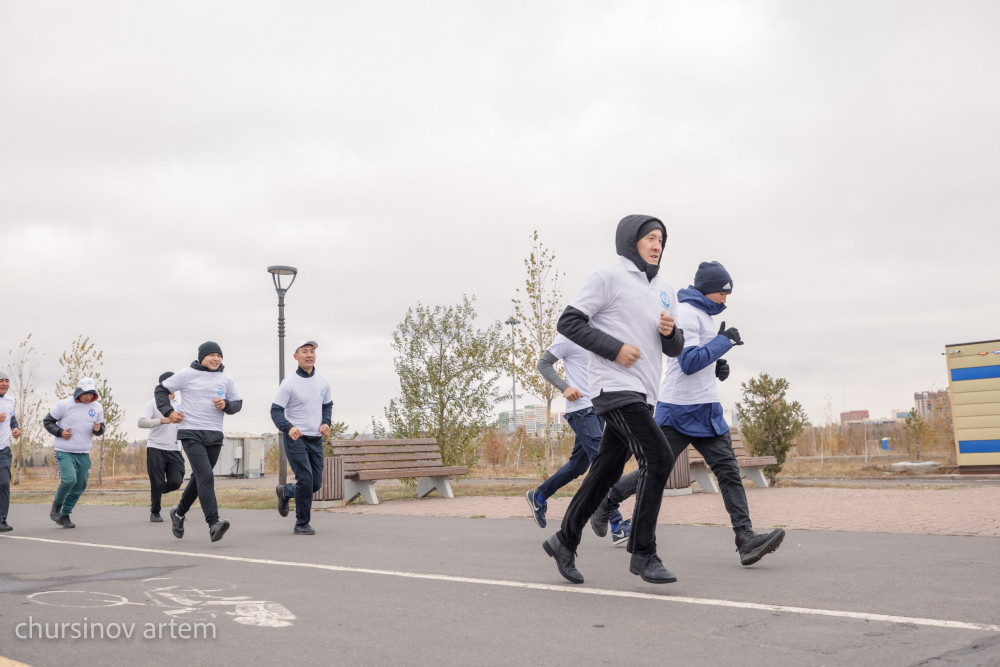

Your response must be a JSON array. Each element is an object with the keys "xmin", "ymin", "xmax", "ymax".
[{"xmin": 8, "ymin": 535, "xmax": 1000, "ymax": 634}]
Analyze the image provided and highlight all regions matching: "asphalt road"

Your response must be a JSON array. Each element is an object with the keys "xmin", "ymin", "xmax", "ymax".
[{"xmin": 2, "ymin": 504, "xmax": 999, "ymax": 666}]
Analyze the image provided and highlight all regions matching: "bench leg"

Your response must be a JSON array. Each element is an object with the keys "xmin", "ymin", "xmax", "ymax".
[
  {"xmin": 690, "ymin": 467, "xmax": 720, "ymax": 494},
  {"xmin": 344, "ymin": 478, "xmax": 379, "ymax": 505},
  {"xmin": 417, "ymin": 476, "xmax": 454, "ymax": 499},
  {"xmin": 741, "ymin": 466, "xmax": 769, "ymax": 489}
]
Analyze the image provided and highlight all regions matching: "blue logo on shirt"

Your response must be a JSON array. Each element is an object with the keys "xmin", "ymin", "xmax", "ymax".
[
  {"xmin": 659, "ymin": 290, "xmax": 672, "ymax": 309},
  {"xmin": 320, "ymin": 389, "xmax": 326, "ymax": 399},
  {"xmin": 216, "ymin": 385, "xmax": 225, "ymax": 397},
  {"xmin": 88, "ymin": 408, "xmax": 96, "ymax": 418}
]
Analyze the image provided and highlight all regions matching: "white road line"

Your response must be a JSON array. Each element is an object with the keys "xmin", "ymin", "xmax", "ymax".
[{"xmin": 9, "ymin": 536, "xmax": 1000, "ymax": 633}]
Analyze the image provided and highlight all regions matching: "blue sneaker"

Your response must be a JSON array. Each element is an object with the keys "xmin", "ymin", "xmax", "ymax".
[
  {"xmin": 610, "ymin": 518, "xmax": 631, "ymax": 548},
  {"xmin": 526, "ymin": 490, "xmax": 547, "ymax": 528}
]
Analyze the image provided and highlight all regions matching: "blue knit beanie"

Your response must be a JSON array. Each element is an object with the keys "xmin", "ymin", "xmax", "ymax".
[{"xmin": 693, "ymin": 261, "xmax": 733, "ymax": 294}]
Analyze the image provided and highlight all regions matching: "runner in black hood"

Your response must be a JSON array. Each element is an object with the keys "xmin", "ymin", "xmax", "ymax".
[{"xmin": 616, "ymin": 214, "xmax": 667, "ymax": 282}]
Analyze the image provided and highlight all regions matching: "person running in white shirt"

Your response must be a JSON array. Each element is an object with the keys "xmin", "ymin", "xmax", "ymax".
[
  {"xmin": 155, "ymin": 341, "xmax": 242, "ymax": 543},
  {"xmin": 42, "ymin": 377, "xmax": 105, "ymax": 528},
  {"xmin": 542, "ymin": 214, "xmax": 685, "ymax": 585},
  {"xmin": 270, "ymin": 339, "xmax": 333, "ymax": 535},
  {"xmin": 138, "ymin": 371, "xmax": 185, "ymax": 523},
  {"xmin": 0, "ymin": 370, "xmax": 23, "ymax": 533}
]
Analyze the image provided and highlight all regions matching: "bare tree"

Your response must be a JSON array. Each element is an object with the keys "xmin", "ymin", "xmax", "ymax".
[
  {"xmin": 511, "ymin": 231, "xmax": 564, "ymax": 451},
  {"xmin": 6, "ymin": 334, "xmax": 46, "ymax": 484}
]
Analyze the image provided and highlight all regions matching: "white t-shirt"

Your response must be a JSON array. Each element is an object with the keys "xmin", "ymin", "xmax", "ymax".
[
  {"xmin": 50, "ymin": 397, "xmax": 105, "ymax": 454},
  {"xmin": 0, "ymin": 394, "xmax": 15, "ymax": 450},
  {"xmin": 272, "ymin": 371, "xmax": 333, "ymax": 437},
  {"xmin": 140, "ymin": 396, "xmax": 182, "ymax": 451},
  {"xmin": 162, "ymin": 366, "xmax": 241, "ymax": 432},
  {"xmin": 659, "ymin": 301, "xmax": 723, "ymax": 405},
  {"xmin": 569, "ymin": 256, "xmax": 678, "ymax": 407},
  {"xmin": 546, "ymin": 334, "xmax": 592, "ymax": 412}
]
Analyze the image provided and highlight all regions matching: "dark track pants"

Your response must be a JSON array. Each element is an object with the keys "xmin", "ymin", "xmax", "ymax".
[
  {"xmin": 177, "ymin": 430, "xmax": 223, "ymax": 526},
  {"xmin": 606, "ymin": 426, "xmax": 751, "ymax": 533},
  {"xmin": 146, "ymin": 447, "xmax": 185, "ymax": 514},
  {"xmin": 557, "ymin": 402, "xmax": 675, "ymax": 557}
]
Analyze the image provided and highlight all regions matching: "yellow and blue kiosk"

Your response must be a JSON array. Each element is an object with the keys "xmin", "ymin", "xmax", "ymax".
[{"xmin": 945, "ymin": 338, "xmax": 1000, "ymax": 473}]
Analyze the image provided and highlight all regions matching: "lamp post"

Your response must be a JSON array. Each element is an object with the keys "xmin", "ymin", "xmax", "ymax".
[
  {"xmin": 505, "ymin": 317, "xmax": 520, "ymax": 433},
  {"xmin": 268, "ymin": 265, "xmax": 298, "ymax": 486}
]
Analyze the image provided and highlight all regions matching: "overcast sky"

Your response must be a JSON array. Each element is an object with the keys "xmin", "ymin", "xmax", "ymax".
[{"xmin": 2, "ymin": 1, "xmax": 998, "ymax": 441}]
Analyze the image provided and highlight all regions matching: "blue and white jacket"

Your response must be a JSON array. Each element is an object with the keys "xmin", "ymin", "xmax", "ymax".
[{"xmin": 654, "ymin": 287, "xmax": 733, "ymax": 437}]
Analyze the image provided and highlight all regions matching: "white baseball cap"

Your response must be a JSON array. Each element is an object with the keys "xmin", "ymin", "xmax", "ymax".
[{"xmin": 294, "ymin": 339, "xmax": 318, "ymax": 352}]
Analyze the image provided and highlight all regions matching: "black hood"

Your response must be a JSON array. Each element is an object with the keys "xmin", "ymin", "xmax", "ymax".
[
  {"xmin": 616, "ymin": 214, "xmax": 666, "ymax": 281},
  {"xmin": 190, "ymin": 360, "xmax": 225, "ymax": 373}
]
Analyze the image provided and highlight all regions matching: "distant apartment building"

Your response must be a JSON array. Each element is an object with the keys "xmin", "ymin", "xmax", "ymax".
[
  {"xmin": 913, "ymin": 390, "xmax": 949, "ymax": 419},
  {"xmin": 501, "ymin": 404, "xmax": 567, "ymax": 435},
  {"xmin": 840, "ymin": 409, "xmax": 869, "ymax": 426}
]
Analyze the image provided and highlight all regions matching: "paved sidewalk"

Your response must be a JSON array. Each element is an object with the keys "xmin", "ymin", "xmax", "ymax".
[{"xmin": 329, "ymin": 485, "xmax": 1000, "ymax": 537}]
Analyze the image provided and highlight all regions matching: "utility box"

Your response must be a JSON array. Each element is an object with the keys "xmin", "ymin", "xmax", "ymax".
[
  {"xmin": 183, "ymin": 433, "xmax": 269, "ymax": 478},
  {"xmin": 944, "ymin": 338, "xmax": 1000, "ymax": 473}
]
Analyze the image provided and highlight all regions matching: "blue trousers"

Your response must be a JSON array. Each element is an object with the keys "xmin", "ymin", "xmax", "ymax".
[
  {"xmin": 54, "ymin": 451, "xmax": 92, "ymax": 515},
  {"xmin": 537, "ymin": 408, "xmax": 603, "ymax": 499},
  {"xmin": 280, "ymin": 434, "xmax": 324, "ymax": 526}
]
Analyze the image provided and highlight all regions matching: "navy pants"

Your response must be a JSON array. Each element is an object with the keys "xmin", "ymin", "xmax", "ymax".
[
  {"xmin": 0, "ymin": 447, "xmax": 11, "ymax": 522},
  {"xmin": 607, "ymin": 426, "xmax": 751, "ymax": 533},
  {"xmin": 557, "ymin": 402, "xmax": 675, "ymax": 557},
  {"xmin": 537, "ymin": 408, "xmax": 603, "ymax": 499},
  {"xmin": 280, "ymin": 434, "xmax": 324, "ymax": 526},
  {"xmin": 177, "ymin": 430, "xmax": 223, "ymax": 526}
]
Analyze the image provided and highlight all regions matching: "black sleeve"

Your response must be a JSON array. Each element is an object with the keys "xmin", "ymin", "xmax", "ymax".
[
  {"xmin": 154, "ymin": 384, "xmax": 175, "ymax": 417},
  {"xmin": 321, "ymin": 402, "xmax": 333, "ymax": 427},
  {"xmin": 223, "ymin": 399, "xmax": 243, "ymax": 415},
  {"xmin": 270, "ymin": 404, "xmax": 292, "ymax": 433},
  {"xmin": 93, "ymin": 423, "xmax": 105, "ymax": 436},
  {"xmin": 556, "ymin": 306, "xmax": 624, "ymax": 361},
  {"xmin": 43, "ymin": 413, "xmax": 63, "ymax": 437},
  {"xmin": 660, "ymin": 326, "xmax": 685, "ymax": 358},
  {"xmin": 9, "ymin": 415, "xmax": 18, "ymax": 431}
]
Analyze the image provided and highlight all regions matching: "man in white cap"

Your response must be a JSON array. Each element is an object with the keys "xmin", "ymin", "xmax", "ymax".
[
  {"xmin": 270, "ymin": 339, "xmax": 333, "ymax": 535},
  {"xmin": 0, "ymin": 369, "xmax": 23, "ymax": 532}
]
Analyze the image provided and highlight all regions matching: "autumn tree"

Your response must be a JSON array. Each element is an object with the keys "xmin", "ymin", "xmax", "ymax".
[
  {"xmin": 384, "ymin": 296, "xmax": 510, "ymax": 468},
  {"xmin": 735, "ymin": 373, "xmax": 807, "ymax": 484},
  {"xmin": 55, "ymin": 336, "xmax": 127, "ymax": 485},
  {"xmin": 5, "ymin": 335, "xmax": 46, "ymax": 484},
  {"xmin": 511, "ymin": 231, "xmax": 564, "ymax": 442}
]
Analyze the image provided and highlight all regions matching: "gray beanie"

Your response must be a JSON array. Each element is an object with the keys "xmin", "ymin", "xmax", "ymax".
[{"xmin": 0, "ymin": 369, "xmax": 9, "ymax": 381}]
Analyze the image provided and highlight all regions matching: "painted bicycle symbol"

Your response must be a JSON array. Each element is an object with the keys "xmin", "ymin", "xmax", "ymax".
[{"xmin": 28, "ymin": 577, "xmax": 295, "ymax": 628}]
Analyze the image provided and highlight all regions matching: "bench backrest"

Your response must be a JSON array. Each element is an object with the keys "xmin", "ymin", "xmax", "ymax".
[
  {"xmin": 686, "ymin": 429, "xmax": 749, "ymax": 463},
  {"xmin": 327, "ymin": 438, "xmax": 449, "ymax": 473}
]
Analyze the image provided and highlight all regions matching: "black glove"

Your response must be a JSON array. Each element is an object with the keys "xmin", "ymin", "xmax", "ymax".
[
  {"xmin": 715, "ymin": 359, "xmax": 730, "ymax": 381},
  {"xmin": 719, "ymin": 321, "xmax": 743, "ymax": 346}
]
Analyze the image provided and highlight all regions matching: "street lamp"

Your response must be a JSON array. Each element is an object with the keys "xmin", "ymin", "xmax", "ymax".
[
  {"xmin": 268, "ymin": 265, "xmax": 298, "ymax": 486},
  {"xmin": 505, "ymin": 317, "xmax": 520, "ymax": 433}
]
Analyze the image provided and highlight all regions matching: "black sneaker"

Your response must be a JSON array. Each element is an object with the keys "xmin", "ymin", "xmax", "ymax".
[
  {"xmin": 57, "ymin": 515, "xmax": 76, "ymax": 529},
  {"xmin": 542, "ymin": 534, "xmax": 583, "ymax": 584},
  {"xmin": 50, "ymin": 502, "xmax": 62, "ymax": 523},
  {"xmin": 589, "ymin": 501, "xmax": 613, "ymax": 537},
  {"xmin": 170, "ymin": 508, "xmax": 185, "ymax": 539},
  {"xmin": 276, "ymin": 486, "xmax": 289, "ymax": 518},
  {"xmin": 736, "ymin": 528, "xmax": 785, "ymax": 566},
  {"xmin": 150, "ymin": 511, "xmax": 163, "ymax": 523},
  {"xmin": 525, "ymin": 489, "xmax": 547, "ymax": 528},
  {"xmin": 0, "ymin": 521, "xmax": 12, "ymax": 533},
  {"xmin": 629, "ymin": 553, "xmax": 677, "ymax": 584},
  {"xmin": 209, "ymin": 520, "xmax": 230, "ymax": 543},
  {"xmin": 294, "ymin": 524, "xmax": 315, "ymax": 535}
]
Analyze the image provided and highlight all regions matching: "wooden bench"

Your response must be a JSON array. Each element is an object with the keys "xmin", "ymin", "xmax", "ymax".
[
  {"xmin": 328, "ymin": 438, "xmax": 468, "ymax": 505},
  {"xmin": 687, "ymin": 430, "xmax": 777, "ymax": 493}
]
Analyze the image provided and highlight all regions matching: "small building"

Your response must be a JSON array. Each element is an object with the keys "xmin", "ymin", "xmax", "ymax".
[{"xmin": 944, "ymin": 338, "xmax": 1000, "ymax": 473}]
